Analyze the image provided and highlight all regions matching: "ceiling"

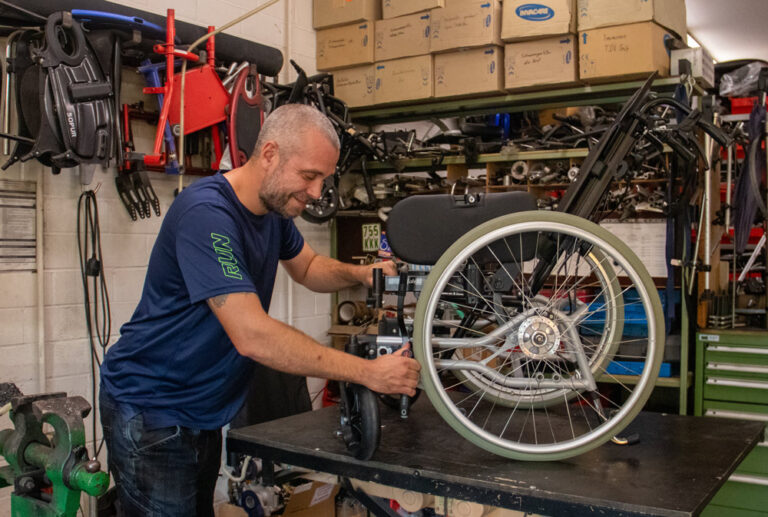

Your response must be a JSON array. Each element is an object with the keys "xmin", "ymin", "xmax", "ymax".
[{"xmin": 685, "ymin": 0, "xmax": 768, "ymax": 63}]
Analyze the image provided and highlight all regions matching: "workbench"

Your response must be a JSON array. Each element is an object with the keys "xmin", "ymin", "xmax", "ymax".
[{"xmin": 227, "ymin": 398, "xmax": 765, "ymax": 516}]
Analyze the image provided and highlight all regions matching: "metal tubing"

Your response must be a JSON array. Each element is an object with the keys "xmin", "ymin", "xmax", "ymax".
[
  {"xmin": 763, "ymin": 91, "xmax": 768, "ymax": 328},
  {"xmin": 2, "ymin": 31, "xmax": 22, "ymax": 156},
  {"xmin": 725, "ymin": 145, "xmax": 733, "ymax": 231},
  {"xmin": 703, "ymin": 118, "xmax": 715, "ymax": 292}
]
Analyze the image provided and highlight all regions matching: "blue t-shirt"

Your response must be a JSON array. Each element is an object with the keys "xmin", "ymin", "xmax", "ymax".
[{"xmin": 100, "ymin": 173, "xmax": 304, "ymax": 430}]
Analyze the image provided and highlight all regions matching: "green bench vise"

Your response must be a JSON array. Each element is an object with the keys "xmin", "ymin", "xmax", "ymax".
[{"xmin": 0, "ymin": 391, "xmax": 109, "ymax": 517}]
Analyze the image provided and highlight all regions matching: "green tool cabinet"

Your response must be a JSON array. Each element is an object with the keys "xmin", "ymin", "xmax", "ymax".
[{"xmin": 695, "ymin": 329, "xmax": 768, "ymax": 516}]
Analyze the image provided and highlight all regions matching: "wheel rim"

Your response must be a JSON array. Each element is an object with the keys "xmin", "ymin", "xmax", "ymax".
[{"xmin": 413, "ymin": 211, "xmax": 664, "ymax": 460}]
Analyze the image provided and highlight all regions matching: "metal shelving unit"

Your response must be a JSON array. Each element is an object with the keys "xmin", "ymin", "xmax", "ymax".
[{"xmin": 351, "ymin": 77, "xmax": 682, "ymax": 125}]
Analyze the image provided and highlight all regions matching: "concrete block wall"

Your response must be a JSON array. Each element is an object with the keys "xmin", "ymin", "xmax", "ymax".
[{"xmin": 0, "ymin": 0, "xmax": 329, "ymax": 513}]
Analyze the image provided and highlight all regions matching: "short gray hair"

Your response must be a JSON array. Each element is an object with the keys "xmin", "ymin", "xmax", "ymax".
[{"xmin": 252, "ymin": 104, "xmax": 340, "ymax": 160}]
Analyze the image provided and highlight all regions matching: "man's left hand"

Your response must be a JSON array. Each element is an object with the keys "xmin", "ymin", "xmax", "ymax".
[{"xmin": 362, "ymin": 260, "xmax": 398, "ymax": 287}]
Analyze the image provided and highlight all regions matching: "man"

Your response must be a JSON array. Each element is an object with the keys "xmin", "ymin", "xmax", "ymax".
[{"xmin": 99, "ymin": 104, "xmax": 420, "ymax": 516}]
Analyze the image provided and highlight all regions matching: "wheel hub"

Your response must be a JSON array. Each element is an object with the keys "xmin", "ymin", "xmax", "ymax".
[{"xmin": 517, "ymin": 316, "xmax": 561, "ymax": 358}]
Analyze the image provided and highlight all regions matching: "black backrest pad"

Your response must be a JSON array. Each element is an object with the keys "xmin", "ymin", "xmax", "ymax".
[{"xmin": 386, "ymin": 191, "xmax": 537, "ymax": 265}]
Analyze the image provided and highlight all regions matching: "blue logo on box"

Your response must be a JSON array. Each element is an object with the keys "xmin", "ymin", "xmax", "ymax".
[{"xmin": 516, "ymin": 4, "xmax": 555, "ymax": 21}]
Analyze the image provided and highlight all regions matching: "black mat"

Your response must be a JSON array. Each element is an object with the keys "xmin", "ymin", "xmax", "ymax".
[{"xmin": 227, "ymin": 397, "xmax": 765, "ymax": 517}]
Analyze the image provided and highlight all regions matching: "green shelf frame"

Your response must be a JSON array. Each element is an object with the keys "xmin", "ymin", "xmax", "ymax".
[{"xmin": 350, "ymin": 77, "xmax": 681, "ymax": 126}]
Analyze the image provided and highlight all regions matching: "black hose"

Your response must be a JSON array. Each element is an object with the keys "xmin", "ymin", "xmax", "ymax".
[{"xmin": 77, "ymin": 190, "xmax": 111, "ymax": 458}]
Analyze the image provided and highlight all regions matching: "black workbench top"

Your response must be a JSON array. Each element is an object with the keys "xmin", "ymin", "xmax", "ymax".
[{"xmin": 227, "ymin": 398, "xmax": 765, "ymax": 516}]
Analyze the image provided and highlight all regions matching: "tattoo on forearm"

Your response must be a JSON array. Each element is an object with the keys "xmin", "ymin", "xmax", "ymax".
[{"xmin": 209, "ymin": 294, "xmax": 229, "ymax": 309}]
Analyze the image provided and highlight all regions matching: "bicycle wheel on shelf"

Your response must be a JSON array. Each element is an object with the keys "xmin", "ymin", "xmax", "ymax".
[{"xmin": 413, "ymin": 211, "xmax": 664, "ymax": 461}]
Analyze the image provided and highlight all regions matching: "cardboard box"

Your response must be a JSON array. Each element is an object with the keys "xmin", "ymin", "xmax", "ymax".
[
  {"xmin": 502, "ymin": 0, "xmax": 577, "ymax": 42},
  {"xmin": 332, "ymin": 65, "xmax": 375, "ymax": 107},
  {"xmin": 579, "ymin": 22, "xmax": 673, "ymax": 82},
  {"xmin": 576, "ymin": 0, "xmax": 687, "ymax": 39},
  {"xmin": 382, "ymin": 0, "xmax": 444, "ymax": 19},
  {"xmin": 316, "ymin": 22, "xmax": 375, "ymax": 71},
  {"xmin": 430, "ymin": 0, "xmax": 502, "ymax": 53},
  {"xmin": 374, "ymin": 54, "xmax": 433, "ymax": 104},
  {"xmin": 313, "ymin": 0, "xmax": 380, "ymax": 30},
  {"xmin": 505, "ymin": 36, "xmax": 577, "ymax": 90},
  {"xmin": 217, "ymin": 503, "xmax": 247, "ymax": 517},
  {"xmin": 671, "ymin": 47, "xmax": 715, "ymax": 89},
  {"xmin": 435, "ymin": 46, "xmax": 504, "ymax": 97},
  {"xmin": 375, "ymin": 12, "xmax": 431, "ymax": 61},
  {"xmin": 283, "ymin": 482, "xmax": 339, "ymax": 517}
]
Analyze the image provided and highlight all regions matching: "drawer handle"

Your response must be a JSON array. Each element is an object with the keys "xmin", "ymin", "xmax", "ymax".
[
  {"xmin": 729, "ymin": 474, "xmax": 768, "ymax": 487},
  {"xmin": 706, "ymin": 377, "xmax": 768, "ymax": 391},
  {"xmin": 707, "ymin": 345, "xmax": 768, "ymax": 355},
  {"xmin": 707, "ymin": 362, "xmax": 768, "ymax": 375},
  {"xmin": 705, "ymin": 409, "xmax": 768, "ymax": 422}
]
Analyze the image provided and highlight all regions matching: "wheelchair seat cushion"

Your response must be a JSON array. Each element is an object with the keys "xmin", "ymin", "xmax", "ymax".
[{"xmin": 386, "ymin": 191, "xmax": 537, "ymax": 265}]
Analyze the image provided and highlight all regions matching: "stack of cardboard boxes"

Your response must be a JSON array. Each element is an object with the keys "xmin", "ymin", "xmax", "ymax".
[
  {"xmin": 314, "ymin": 0, "xmax": 688, "ymax": 107},
  {"xmin": 374, "ymin": 0, "xmax": 439, "ymax": 104},
  {"xmin": 314, "ymin": 0, "xmax": 379, "ymax": 107},
  {"xmin": 315, "ymin": 0, "xmax": 504, "ymax": 106},
  {"xmin": 577, "ymin": 0, "xmax": 687, "ymax": 82},
  {"xmin": 502, "ymin": 0, "xmax": 578, "ymax": 90}
]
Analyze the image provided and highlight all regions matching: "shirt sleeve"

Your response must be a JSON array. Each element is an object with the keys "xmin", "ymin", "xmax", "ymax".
[
  {"xmin": 175, "ymin": 202, "xmax": 258, "ymax": 303},
  {"xmin": 279, "ymin": 217, "xmax": 305, "ymax": 260}
]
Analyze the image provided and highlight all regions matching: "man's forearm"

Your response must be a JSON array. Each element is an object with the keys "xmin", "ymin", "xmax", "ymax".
[
  {"xmin": 210, "ymin": 292, "xmax": 420, "ymax": 396},
  {"xmin": 243, "ymin": 312, "xmax": 371, "ymax": 383},
  {"xmin": 301, "ymin": 254, "xmax": 369, "ymax": 292}
]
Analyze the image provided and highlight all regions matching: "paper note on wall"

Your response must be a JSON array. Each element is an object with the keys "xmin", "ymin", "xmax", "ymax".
[{"xmin": 600, "ymin": 220, "xmax": 667, "ymax": 278}]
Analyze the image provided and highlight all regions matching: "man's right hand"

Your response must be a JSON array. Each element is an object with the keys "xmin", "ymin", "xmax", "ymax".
[{"xmin": 363, "ymin": 344, "xmax": 421, "ymax": 397}]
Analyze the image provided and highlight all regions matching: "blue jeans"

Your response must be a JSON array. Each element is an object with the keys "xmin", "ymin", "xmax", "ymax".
[{"xmin": 99, "ymin": 391, "xmax": 222, "ymax": 517}]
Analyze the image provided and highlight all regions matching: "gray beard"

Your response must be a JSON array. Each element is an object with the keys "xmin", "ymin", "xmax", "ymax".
[{"xmin": 259, "ymin": 190, "xmax": 296, "ymax": 217}]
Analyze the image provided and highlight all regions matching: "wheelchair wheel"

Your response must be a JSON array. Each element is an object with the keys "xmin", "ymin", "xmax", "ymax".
[
  {"xmin": 339, "ymin": 383, "xmax": 380, "ymax": 460},
  {"xmin": 413, "ymin": 211, "xmax": 664, "ymax": 461}
]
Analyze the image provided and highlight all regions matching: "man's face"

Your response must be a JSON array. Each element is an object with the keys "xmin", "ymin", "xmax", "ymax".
[{"xmin": 259, "ymin": 129, "xmax": 339, "ymax": 218}]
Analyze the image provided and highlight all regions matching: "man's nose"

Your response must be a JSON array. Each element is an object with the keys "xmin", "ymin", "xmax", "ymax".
[{"xmin": 308, "ymin": 178, "xmax": 325, "ymax": 200}]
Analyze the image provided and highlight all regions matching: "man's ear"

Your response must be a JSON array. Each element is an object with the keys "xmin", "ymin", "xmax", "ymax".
[{"xmin": 260, "ymin": 141, "xmax": 279, "ymax": 168}]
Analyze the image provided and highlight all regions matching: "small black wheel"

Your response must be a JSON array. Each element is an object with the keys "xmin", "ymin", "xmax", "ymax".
[
  {"xmin": 339, "ymin": 383, "xmax": 380, "ymax": 460},
  {"xmin": 301, "ymin": 176, "xmax": 338, "ymax": 224}
]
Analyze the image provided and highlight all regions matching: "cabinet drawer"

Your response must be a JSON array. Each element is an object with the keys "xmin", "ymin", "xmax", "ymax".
[
  {"xmin": 702, "ymin": 400, "xmax": 768, "ymax": 430},
  {"xmin": 704, "ymin": 344, "xmax": 768, "ymax": 368},
  {"xmin": 736, "ymin": 442, "xmax": 768, "ymax": 476},
  {"xmin": 704, "ymin": 375, "xmax": 768, "ymax": 404},
  {"xmin": 708, "ymin": 475, "xmax": 768, "ymax": 512},
  {"xmin": 706, "ymin": 362, "xmax": 768, "ymax": 378},
  {"xmin": 702, "ymin": 504, "xmax": 768, "ymax": 517},
  {"xmin": 699, "ymin": 330, "xmax": 768, "ymax": 348}
]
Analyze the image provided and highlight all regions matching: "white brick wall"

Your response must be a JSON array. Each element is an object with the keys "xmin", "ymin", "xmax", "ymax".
[{"xmin": 0, "ymin": 0, "xmax": 326, "ymax": 513}]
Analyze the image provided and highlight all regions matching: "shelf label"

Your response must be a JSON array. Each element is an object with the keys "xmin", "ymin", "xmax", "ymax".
[{"xmin": 699, "ymin": 334, "xmax": 720, "ymax": 342}]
